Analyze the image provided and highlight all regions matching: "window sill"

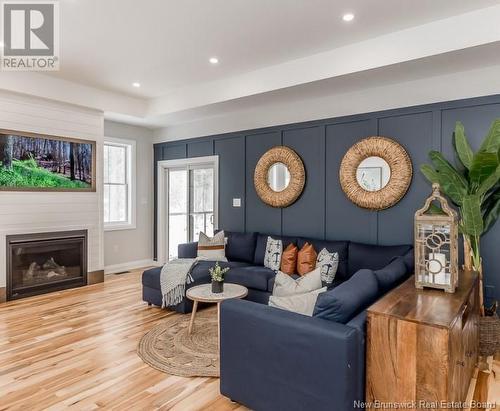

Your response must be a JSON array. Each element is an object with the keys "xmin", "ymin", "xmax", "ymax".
[{"xmin": 104, "ymin": 223, "xmax": 136, "ymax": 232}]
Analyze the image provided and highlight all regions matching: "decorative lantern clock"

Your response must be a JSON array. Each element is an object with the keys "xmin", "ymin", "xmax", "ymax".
[{"xmin": 414, "ymin": 183, "xmax": 459, "ymax": 293}]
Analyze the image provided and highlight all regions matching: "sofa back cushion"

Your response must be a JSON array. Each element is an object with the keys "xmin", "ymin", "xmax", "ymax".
[
  {"xmin": 254, "ymin": 234, "xmax": 298, "ymax": 265},
  {"xmin": 373, "ymin": 257, "xmax": 408, "ymax": 293},
  {"xmin": 298, "ymin": 238, "xmax": 349, "ymax": 280},
  {"xmin": 348, "ymin": 242, "xmax": 412, "ymax": 277},
  {"xmin": 313, "ymin": 269, "xmax": 379, "ymax": 324},
  {"xmin": 217, "ymin": 231, "xmax": 257, "ymax": 263}
]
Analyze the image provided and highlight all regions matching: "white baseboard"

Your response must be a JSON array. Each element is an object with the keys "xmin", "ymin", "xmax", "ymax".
[{"xmin": 104, "ymin": 259, "xmax": 161, "ymax": 275}]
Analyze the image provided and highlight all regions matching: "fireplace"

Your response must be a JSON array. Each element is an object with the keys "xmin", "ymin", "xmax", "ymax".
[{"xmin": 6, "ymin": 230, "xmax": 87, "ymax": 300}]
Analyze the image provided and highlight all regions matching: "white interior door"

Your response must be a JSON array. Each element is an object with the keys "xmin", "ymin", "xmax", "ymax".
[{"xmin": 160, "ymin": 157, "xmax": 218, "ymax": 261}]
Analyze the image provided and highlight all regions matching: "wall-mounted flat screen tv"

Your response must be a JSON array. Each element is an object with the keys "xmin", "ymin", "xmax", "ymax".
[{"xmin": 0, "ymin": 130, "xmax": 96, "ymax": 191}]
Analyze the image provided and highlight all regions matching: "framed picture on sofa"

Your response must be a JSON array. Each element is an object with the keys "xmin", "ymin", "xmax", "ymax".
[{"xmin": 0, "ymin": 129, "xmax": 96, "ymax": 192}]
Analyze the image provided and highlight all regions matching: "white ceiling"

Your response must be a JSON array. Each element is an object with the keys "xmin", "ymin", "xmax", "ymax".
[
  {"xmin": 51, "ymin": 0, "xmax": 499, "ymax": 98},
  {"xmin": 1, "ymin": 0, "xmax": 500, "ymax": 130}
]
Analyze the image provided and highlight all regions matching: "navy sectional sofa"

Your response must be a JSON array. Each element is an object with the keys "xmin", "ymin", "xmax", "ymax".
[{"xmin": 141, "ymin": 231, "xmax": 414, "ymax": 410}]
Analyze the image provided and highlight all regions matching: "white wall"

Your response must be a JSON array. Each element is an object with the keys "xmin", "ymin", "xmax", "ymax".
[
  {"xmin": 103, "ymin": 121, "xmax": 154, "ymax": 272},
  {"xmin": 0, "ymin": 91, "xmax": 104, "ymax": 287},
  {"xmin": 154, "ymin": 63, "xmax": 500, "ymax": 142}
]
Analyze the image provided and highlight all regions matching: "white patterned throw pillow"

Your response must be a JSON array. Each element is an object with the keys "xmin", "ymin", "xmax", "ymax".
[
  {"xmin": 272, "ymin": 267, "xmax": 322, "ymax": 297},
  {"xmin": 269, "ymin": 287, "xmax": 327, "ymax": 316},
  {"xmin": 264, "ymin": 236, "xmax": 282, "ymax": 271},
  {"xmin": 197, "ymin": 231, "xmax": 227, "ymax": 261},
  {"xmin": 317, "ymin": 248, "xmax": 339, "ymax": 286}
]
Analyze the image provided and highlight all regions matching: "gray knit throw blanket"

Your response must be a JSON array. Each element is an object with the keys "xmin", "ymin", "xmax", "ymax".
[{"xmin": 160, "ymin": 258, "xmax": 197, "ymax": 308}]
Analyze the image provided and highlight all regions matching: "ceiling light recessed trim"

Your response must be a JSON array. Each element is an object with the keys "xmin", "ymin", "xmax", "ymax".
[
  {"xmin": 132, "ymin": 82, "xmax": 141, "ymax": 88},
  {"xmin": 342, "ymin": 13, "xmax": 355, "ymax": 22},
  {"xmin": 209, "ymin": 57, "xmax": 219, "ymax": 64}
]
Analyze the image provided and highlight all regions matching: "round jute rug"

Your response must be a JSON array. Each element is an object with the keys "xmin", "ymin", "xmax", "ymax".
[{"xmin": 137, "ymin": 307, "xmax": 219, "ymax": 377}]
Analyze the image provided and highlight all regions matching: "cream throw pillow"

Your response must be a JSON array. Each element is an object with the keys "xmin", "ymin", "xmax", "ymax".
[
  {"xmin": 272, "ymin": 267, "xmax": 322, "ymax": 297},
  {"xmin": 197, "ymin": 231, "xmax": 227, "ymax": 261},
  {"xmin": 269, "ymin": 287, "xmax": 327, "ymax": 316}
]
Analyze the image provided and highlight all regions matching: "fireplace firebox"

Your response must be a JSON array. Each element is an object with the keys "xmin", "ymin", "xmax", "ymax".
[{"xmin": 6, "ymin": 230, "xmax": 87, "ymax": 300}]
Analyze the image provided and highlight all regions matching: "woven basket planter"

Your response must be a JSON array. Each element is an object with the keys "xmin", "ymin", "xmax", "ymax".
[{"xmin": 479, "ymin": 314, "xmax": 500, "ymax": 356}]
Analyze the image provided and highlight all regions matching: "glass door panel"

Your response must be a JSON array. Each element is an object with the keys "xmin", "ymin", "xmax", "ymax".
[
  {"xmin": 189, "ymin": 167, "xmax": 214, "ymax": 241},
  {"xmin": 168, "ymin": 168, "xmax": 187, "ymax": 260}
]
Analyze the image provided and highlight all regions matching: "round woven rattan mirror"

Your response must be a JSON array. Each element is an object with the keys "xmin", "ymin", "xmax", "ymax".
[
  {"xmin": 254, "ymin": 146, "xmax": 305, "ymax": 208},
  {"xmin": 339, "ymin": 137, "xmax": 412, "ymax": 210}
]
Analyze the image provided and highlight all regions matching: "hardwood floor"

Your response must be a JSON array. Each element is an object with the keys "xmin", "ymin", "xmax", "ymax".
[
  {"xmin": 1, "ymin": 269, "xmax": 498, "ymax": 410},
  {"xmin": 0, "ymin": 269, "xmax": 245, "ymax": 411}
]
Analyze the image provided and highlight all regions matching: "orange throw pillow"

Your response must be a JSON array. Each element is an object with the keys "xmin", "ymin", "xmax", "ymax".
[
  {"xmin": 280, "ymin": 243, "xmax": 298, "ymax": 275},
  {"xmin": 297, "ymin": 242, "xmax": 317, "ymax": 276}
]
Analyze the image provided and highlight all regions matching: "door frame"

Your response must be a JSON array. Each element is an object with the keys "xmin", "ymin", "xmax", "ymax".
[{"xmin": 157, "ymin": 155, "xmax": 219, "ymax": 264}]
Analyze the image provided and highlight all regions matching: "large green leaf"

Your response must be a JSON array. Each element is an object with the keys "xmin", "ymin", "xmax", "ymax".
[
  {"xmin": 454, "ymin": 121, "xmax": 473, "ymax": 170},
  {"xmin": 479, "ymin": 119, "xmax": 500, "ymax": 153},
  {"xmin": 420, "ymin": 164, "xmax": 439, "ymax": 184},
  {"xmin": 461, "ymin": 194, "xmax": 484, "ymax": 236},
  {"xmin": 476, "ymin": 164, "xmax": 500, "ymax": 197},
  {"xmin": 428, "ymin": 151, "xmax": 468, "ymax": 205},
  {"xmin": 469, "ymin": 151, "xmax": 498, "ymax": 189},
  {"xmin": 483, "ymin": 190, "xmax": 500, "ymax": 233}
]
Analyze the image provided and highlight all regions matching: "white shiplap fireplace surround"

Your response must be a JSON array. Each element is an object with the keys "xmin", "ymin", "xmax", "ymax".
[{"xmin": 0, "ymin": 90, "xmax": 104, "ymax": 296}]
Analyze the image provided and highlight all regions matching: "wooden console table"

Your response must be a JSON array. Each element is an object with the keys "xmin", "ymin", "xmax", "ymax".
[{"xmin": 366, "ymin": 270, "xmax": 479, "ymax": 409}]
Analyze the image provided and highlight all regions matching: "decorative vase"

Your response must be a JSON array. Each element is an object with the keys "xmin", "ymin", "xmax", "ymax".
[{"xmin": 212, "ymin": 280, "xmax": 223, "ymax": 293}]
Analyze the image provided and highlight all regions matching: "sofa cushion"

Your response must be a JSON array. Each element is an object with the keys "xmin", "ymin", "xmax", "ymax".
[
  {"xmin": 313, "ymin": 269, "xmax": 379, "ymax": 324},
  {"xmin": 401, "ymin": 249, "xmax": 415, "ymax": 273},
  {"xmin": 373, "ymin": 258, "xmax": 408, "ymax": 293},
  {"xmin": 298, "ymin": 238, "xmax": 348, "ymax": 280},
  {"xmin": 254, "ymin": 234, "xmax": 298, "ymax": 265},
  {"xmin": 272, "ymin": 268, "xmax": 322, "ymax": 297},
  {"xmin": 348, "ymin": 242, "xmax": 412, "ymax": 277},
  {"xmin": 225, "ymin": 266, "xmax": 276, "ymax": 291},
  {"xmin": 224, "ymin": 231, "xmax": 258, "ymax": 263}
]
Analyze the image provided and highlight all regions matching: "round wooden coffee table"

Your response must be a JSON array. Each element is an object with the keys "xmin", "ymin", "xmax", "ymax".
[{"xmin": 186, "ymin": 283, "xmax": 248, "ymax": 342}]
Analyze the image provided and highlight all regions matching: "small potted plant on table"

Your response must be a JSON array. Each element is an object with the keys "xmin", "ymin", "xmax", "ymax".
[{"xmin": 209, "ymin": 262, "xmax": 229, "ymax": 293}]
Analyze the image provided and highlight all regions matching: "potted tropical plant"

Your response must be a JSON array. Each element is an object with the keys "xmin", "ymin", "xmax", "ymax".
[
  {"xmin": 209, "ymin": 262, "xmax": 229, "ymax": 293},
  {"xmin": 420, "ymin": 119, "xmax": 500, "ymax": 318}
]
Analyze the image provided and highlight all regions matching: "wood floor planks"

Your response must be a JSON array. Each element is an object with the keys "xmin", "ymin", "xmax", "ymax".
[
  {"xmin": 0, "ymin": 270, "xmax": 245, "ymax": 410},
  {"xmin": 1, "ymin": 269, "xmax": 498, "ymax": 410}
]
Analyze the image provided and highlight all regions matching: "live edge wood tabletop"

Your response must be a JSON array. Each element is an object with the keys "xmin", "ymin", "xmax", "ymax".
[{"xmin": 366, "ymin": 270, "xmax": 479, "ymax": 410}]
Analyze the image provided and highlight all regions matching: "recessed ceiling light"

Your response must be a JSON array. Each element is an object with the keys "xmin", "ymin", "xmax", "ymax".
[
  {"xmin": 209, "ymin": 57, "xmax": 219, "ymax": 64},
  {"xmin": 132, "ymin": 82, "xmax": 141, "ymax": 88},
  {"xmin": 342, "ymin": 13, "xmax": 355, "ymax": 22}
]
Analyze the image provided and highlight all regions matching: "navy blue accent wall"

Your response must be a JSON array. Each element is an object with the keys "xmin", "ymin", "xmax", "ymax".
[{"xmin": 154, "ymin": 95, "xmax": 500, "ymax": 305}]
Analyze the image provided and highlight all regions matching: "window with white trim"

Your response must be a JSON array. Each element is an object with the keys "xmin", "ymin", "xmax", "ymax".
[{"xmin": 104, "ymin": 138, "xmax": 136, "ymax": 230}]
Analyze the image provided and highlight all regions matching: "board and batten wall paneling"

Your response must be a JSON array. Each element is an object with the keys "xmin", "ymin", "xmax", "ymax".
[
  {"xmin": 245, "ymin": 131, "xmax": 282, "ymax": 235},
  {"xmin": 0, "ymin": 91, "xmax": 104, "ymax": 288},
  {"xmin": 154, "ymin": 94, "xmax": 500, "ymax": 304},
  {"xmin": 215, "ymin": 136, "xmax": 245, "ymax": 232},
  {"xmin": 377, "ymin": 111, "xmax": 434, "ymax": 245},
  {"xmin": 282, "ymin": 126, "xmax": 325, "ymax": 238},
  {"xmin": 187, "ymin": 139, "xmax": 214, "ymax": 158},
  {"xmin": 325, "ymin": 119, "xmax": 377, "ymax": 243}
]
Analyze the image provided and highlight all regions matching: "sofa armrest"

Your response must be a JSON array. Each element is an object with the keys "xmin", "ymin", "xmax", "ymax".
[
  {"xmin": 178, "ymin": 241, "xmax": 198, "ymax": 258},
  {"xmin": 220, "ymin": 299, "xmax": 364, "ymax": 411}
]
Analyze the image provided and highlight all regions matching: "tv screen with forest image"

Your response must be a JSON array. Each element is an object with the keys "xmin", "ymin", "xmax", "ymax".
[{"xmin": 0, "ymin": 131, "xmax": 95, "ymax": 191}]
